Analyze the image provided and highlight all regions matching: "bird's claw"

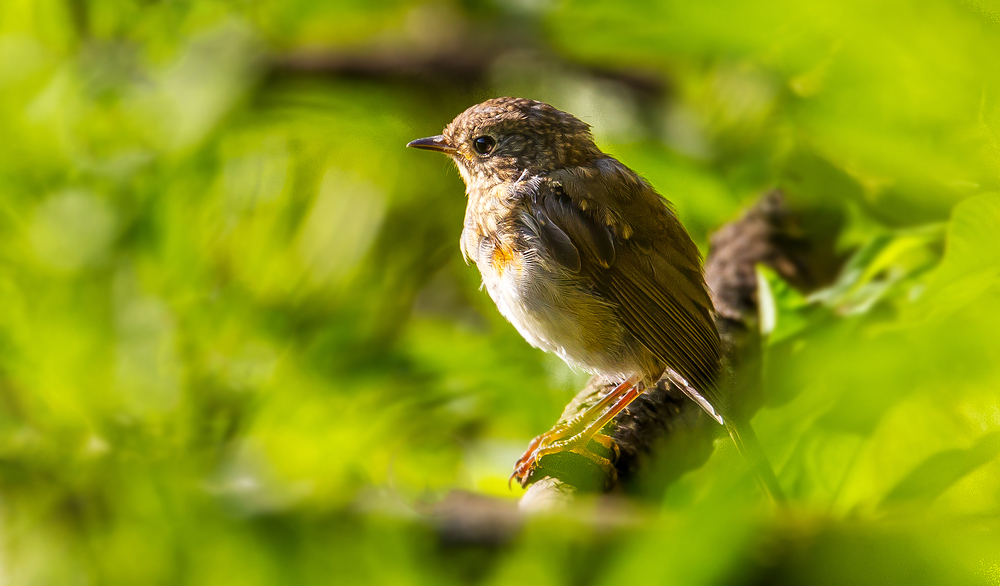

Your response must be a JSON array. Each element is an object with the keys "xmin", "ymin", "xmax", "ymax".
[
  {"xmin": 509, "ymin": 430, "xmax": 557, "ymax": 488},
  {"xmin": 509, "ymin": 428, "xmax": 619, "ymax": 489}
]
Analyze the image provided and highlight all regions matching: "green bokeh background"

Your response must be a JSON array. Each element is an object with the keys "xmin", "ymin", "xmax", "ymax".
[{"xmin": 2, "ymin": 0, "xmax": 1000, "ymax": 584}]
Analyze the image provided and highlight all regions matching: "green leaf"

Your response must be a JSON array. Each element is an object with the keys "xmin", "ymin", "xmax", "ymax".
[
  {"xmin": 905, "ymin": 193, "xmax": 1000, "ymax": 322},
  {"xmin": 810, "ymin": 224, "xmax": 943, "ymax": 315},
  {"xmin": 881, "ymin": 432, "xmax": 1000, "ymax": 508},
  {"xmin": 756, "ymin": 264, "xmax": 811, "ymax": 344}
]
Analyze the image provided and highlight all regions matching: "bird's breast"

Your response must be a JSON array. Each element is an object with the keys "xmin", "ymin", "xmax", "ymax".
[
  {"xmin": 470, "ymin": 230, "xmax": 529, "ymax": 303},
  {"xmin": 460, "ymin": 217, "xmax": 639, "ymax": 381},
  {"xmin": 489, "ymin": 238, "xmax": 521, "ymax": 278}
]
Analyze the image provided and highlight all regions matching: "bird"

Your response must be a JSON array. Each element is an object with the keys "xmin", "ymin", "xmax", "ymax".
[{"xmin": 408, "ymin": 97, "xmax": 782, "ymax": 500}]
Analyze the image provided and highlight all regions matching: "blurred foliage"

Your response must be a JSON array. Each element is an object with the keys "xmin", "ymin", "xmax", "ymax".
[{"xmin": 1, "ymin": 0, "xmax": 999, "ymax": 584}]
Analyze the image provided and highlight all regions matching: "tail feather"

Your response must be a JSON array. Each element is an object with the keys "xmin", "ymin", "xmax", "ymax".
[
  {"xmin": 725, "ymin": 417, "xmax": 786, "ymax": 504},
  {"xmin": 666, "ymin": 367, "xmax": 784, "ymax": 504}
]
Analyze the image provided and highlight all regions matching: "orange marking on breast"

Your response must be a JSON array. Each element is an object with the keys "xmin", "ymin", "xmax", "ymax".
[{"xmin": 491, "ymin": 241, "xmax": 518, "ymax": 276}]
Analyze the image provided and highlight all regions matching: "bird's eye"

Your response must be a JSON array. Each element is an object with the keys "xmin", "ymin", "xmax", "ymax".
[{"xmin": 472, "ymin": 136, "xmax": 496, "ymax": 155}]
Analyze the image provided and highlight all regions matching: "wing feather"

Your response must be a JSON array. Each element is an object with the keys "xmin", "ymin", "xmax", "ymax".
[{"xmin": 532, "ymin": 163, "xmax": 725, "ymax": 415}]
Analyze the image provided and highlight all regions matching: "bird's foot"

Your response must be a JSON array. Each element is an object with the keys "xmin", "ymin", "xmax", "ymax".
[
  {"xmin": 509, "ymin": 430, "xmax": 620, "ymax": 488},
  {"xmin": 509, "ymin": 374, "xmax": 642, "ymax": 489},
  {"xmin": 509, "ymin": 424, "xmax": 571, "ymax": 488}
]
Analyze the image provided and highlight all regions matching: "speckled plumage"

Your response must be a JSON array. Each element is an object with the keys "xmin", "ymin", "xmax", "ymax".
[{"xmin": 409, "ymin": 97, "xmax": 726, "ymax": 424}]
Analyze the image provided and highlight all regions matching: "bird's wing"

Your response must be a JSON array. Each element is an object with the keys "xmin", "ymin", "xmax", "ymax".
[
  {"xmin": 529, "ymin": 178, "xmax": 615, "ymax": 272},
  {"xmin": 527, "ymin": 161, "xmax": 725, "ymax": 418}
]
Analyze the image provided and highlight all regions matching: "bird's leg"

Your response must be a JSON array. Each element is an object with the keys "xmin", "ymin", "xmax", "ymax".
[
  {"xmin": 511, "ymin": 374, "xmax": 642, "ymax": 488},
  {"xmin": 511, "ymin": 375, "xmax": 638, "ymax": 481}
]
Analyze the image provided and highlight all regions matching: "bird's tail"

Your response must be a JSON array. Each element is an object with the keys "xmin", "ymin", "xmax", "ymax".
[
  {"xmin": 667, "ymin": 368, "xmax": 784, "ymax": 503},
  {"xmin": 725, "ymin": 416, "xmax": 786, "ymax": 505}
]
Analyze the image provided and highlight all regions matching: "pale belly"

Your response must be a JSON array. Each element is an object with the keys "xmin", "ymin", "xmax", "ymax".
[{"xmin": 471, "ymin": 237, "xmax": 640, "ymax": 382}]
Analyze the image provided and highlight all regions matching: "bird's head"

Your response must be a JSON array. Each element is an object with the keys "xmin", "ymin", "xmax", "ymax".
[{"xmin": 407, "ymin": 97, "xmax": 602, "ymax": 189}]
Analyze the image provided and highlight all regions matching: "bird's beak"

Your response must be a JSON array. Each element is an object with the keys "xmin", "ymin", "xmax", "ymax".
[{"xmin": 406, "ymin": 135, "xmax": 456, "ymax": 155}]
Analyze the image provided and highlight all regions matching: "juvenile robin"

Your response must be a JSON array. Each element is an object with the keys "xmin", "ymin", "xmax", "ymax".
[{"xmin": 408, "ymin": 97, "xmax": 782, "ymax": 499}]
